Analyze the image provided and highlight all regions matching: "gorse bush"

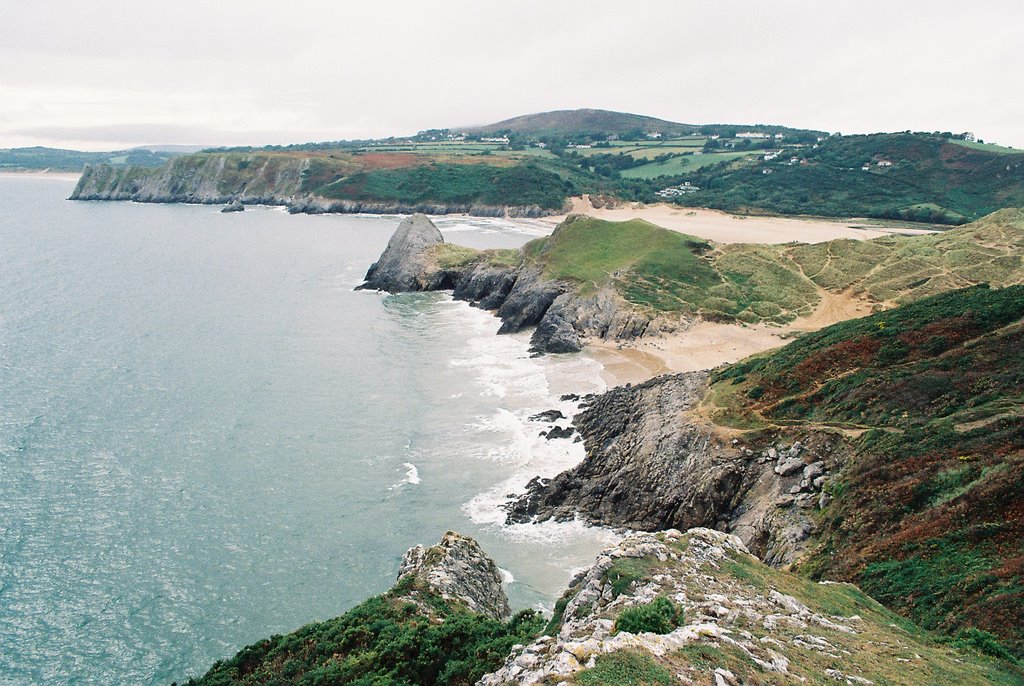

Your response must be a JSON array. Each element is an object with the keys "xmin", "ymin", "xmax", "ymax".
[
  {"xmin": 186, "ymin": 581, "xmax": 544, "ymax": 686},
  {"xmin": 614, "ymin": 597, "xmax": 684, "ymax": 635}
]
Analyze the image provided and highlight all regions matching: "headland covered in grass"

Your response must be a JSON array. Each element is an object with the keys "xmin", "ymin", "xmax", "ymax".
[{"xmin": 67, "ymin": 109, "xmax": 1024, "ymax": 226}]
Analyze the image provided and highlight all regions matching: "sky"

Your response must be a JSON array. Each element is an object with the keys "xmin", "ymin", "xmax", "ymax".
[{"xmin": 2, "ymin": 0, "xmax": 1022, "ymax": 151}]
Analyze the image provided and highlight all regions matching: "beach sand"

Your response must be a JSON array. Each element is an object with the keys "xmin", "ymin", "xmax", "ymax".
[
  {"xmin": 585, "ymin": 286, "xmax": 877, "ymax": 387},
  {"xmin": 545, "ymin": 196, "xmax": 936, "ymax": 244}
]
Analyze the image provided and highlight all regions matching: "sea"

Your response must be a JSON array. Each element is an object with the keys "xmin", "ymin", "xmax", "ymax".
[{"xmin": 0, "ymin": 175, "xmax": 618, "ymax": 685}]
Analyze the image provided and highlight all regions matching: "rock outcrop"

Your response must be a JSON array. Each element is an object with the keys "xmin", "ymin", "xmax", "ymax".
[
  {"xmin": 480, "ymin": 528, "xmax": 1009, "ymax": 686},
  {"xmin": 358, "ymin": 215, "xmax": 673, "ymax": 354},
  {"xmin": 358, "ymin": 214, "xmax": 446, "ymax": 292},
  {"xmin": 506, "ymin": 373, "xmax": 844, "ymax": 565},
  {"xmin": 220, "ymin": 198, "xmax": 244, "ymax": 213},
  {"xmin": 398, "ymin": 530, "xmax": 511, "ymax": 620}
]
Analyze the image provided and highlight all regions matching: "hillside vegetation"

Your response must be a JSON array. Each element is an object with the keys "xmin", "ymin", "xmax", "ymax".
[
  {"xmin": 1, "ymin": 145, "xmax": 180, "ymax": 171},
  {"xmin": 516, "ymin": 209, "xmax": 1024, "ymax": 325},
  {"xmin": 708, "ymin": 284, "xmax": 1024, "ymax": 658},
  {"xmin": 671, "ymin": 133, "xmax": 1024, "ymax": 223},
  {"xmin": 69, "ymin": 111, "xmax": 1024, "ymax": 222},
  {"xmin": 463, "ymin": 108, "xmax": 700, "ymax": 137}
]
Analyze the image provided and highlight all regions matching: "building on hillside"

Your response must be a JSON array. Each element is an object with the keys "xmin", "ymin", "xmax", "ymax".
[
  {"xmin": 481, "ymin": 136, "xmax": 509, "ymax": 144},
  {"xmin": 774, "ymin": 133, "xmax": 784, "ymax": 139},
  {"xmin": 646, "ymin": 132, "xmax": 662, "ymax": 139},
  {"xmin": 737, "ymin": 132, "xmax": 769, "ymax": 139},
  {"xmin": 877, "ymin": 160, "xmax": 893, "ymax": 167}
]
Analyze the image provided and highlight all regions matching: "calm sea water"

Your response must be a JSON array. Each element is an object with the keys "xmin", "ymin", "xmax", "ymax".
[{"xmin": 0, "ymin": 177, "xmax": 615, "ymax": 685}]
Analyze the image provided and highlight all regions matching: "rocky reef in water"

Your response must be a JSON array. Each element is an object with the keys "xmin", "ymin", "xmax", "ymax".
[{"xmin": 357, "ymin": 214, "xmax": 675, "ymax": 353}]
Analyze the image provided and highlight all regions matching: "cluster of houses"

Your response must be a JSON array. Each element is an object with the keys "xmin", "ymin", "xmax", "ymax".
[
  {"xmin": 737, "ymin": 131, "xmax": 786, "ymax": 140},
  {"xmin": 655, "ymin": 181, "xmax": 700, "ymax": 198},
  {"xmin": 861, "ymin": 159, "xmax": 894, "ymax": 171}
]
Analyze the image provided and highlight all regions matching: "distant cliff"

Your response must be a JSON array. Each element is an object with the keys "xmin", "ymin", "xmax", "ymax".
[{"xmin": 69, "ymin": 152, "xmax": 568, "ymax": 217}]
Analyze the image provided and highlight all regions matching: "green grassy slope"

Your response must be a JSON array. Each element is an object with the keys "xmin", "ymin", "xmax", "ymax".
[
  {"xmin": 518, "ymin": 210, "xmax": 1024, "ymax": 324},
  {"xmin": 709, "ymin": 285, "xmax": 1024, "ymax": 658}
]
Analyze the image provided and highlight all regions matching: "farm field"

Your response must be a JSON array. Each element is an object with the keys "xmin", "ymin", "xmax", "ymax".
[{"xmin": 621, "ymin": 151, "xmax": 753, "ymax": 178}]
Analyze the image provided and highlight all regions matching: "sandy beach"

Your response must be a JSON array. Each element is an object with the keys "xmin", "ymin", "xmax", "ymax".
[
  {"xmin": 545, "ymin": 196, "xmax": 937, "ymax": 244},
  {"xmin": 586, "ymin": 287, "xmax": 876, "ymax": 387}
]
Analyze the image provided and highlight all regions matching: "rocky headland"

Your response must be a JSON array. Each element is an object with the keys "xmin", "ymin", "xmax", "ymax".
[
  {"xmin": 506, "ymin": 373, "xmax": 840, "ymax": 567},
  {"xmin": 185, "ymin": 529, "xmax": 1022, "ymax": 685},
  {"xmin": 357, "ymin": 213, "xmax": 675, "ymax": 353},
  {"xmin": 69, "ymin": 158, "xmax": 563, "ymax": 218}
]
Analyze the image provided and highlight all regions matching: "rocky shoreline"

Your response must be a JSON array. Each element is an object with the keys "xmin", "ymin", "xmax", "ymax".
[
  {"xmin": 506, "ymin": 373, "xmax": 844, "ymax": 567},
  {"xmin": 357, "ymin": 213, "xmax": 677, "ymax": 353},
  {"xmin": 358, "ymin": 215, "xmax": 840, "ymax": 566}
]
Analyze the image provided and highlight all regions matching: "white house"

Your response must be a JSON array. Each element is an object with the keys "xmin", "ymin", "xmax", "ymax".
[
  {"xmin": 877, "ymin": 160, "xmax": 893, "ymax": 167},
  {"xmin": 737, "ymin": 132, "xmax": 769, "ymax": 139}
]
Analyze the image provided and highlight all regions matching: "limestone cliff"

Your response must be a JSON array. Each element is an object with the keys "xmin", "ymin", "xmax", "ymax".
[
  {"xmin": 70, "ymin": 156, "xmax": 564, "ymax": 218},
  {"xmin": 357, "ymin": 215, "xmax": 672, "ymax": 354},
  {"xmin": 480, "ymin": 528, "xmax": 1019, "ymax": 685},
  {"xmin": 358, "ymin": 214, "xmax": 447, "ymax": 293},
  {"xmin": 398, "ymin": 530, "xmax": 511, "ymax": 620},
  {"xmin": 506, "ymin": 374, "xmax": 841, "ymax": 566}
]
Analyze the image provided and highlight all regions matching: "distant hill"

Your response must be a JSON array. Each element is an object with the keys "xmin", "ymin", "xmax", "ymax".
[
  {"xmin": 0, "ymin": 146, "xmax": 183, "ymax": 172},
  {"xmin": 463, "ymin": 108, "xmax": 700, "ymax": 137},
  {"xmin": 672, "ymin": 132, "xmax": 1024, "ymax": 223}
]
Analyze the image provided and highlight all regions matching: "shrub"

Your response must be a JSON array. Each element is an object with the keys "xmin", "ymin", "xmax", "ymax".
[
  {"xmin": 576, "ymin": 650, "xmax": 674, "ymax": 686},
  {"xmin": 614, "ymin": 597, "xmax": 684, "ymax": 635}
]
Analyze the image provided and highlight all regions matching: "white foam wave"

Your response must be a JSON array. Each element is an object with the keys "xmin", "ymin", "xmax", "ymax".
[
  {"xmin": 402, "ymin": 462, "xmax": 421, "ymax": 485},
  {"xmin": 498, "ymin": 567, "xmax": 515, "ymax": 584}
]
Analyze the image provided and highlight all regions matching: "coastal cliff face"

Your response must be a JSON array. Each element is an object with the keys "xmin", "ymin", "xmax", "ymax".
[
  {"xmin": 358, "ymin": 215, "xmax": 672, "ymax": 353},
  {"xmin": 506, "ymin": 374, "xmax": 841, "ymax": 566},
  {"xmin": 71, "ymin": 155, "xmax": 308, "ymax": 205},
  {"xmin": 70, "ymin": 157, "xmax": 565, "ymax": 217}
]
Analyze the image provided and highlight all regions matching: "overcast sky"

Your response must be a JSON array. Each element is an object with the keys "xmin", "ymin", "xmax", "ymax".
[{"xmin": 2, "ymin": 0, "xmax": 1021, "ymax": 150}]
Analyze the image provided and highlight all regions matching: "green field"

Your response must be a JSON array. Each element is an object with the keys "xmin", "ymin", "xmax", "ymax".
[
  {"xmin": 620, "ymin": 151, "xmax": 753, "ymax": 179},
  {"xmin": 949, "ymin": 139, "xmax": 1021, "ymax": 154}
]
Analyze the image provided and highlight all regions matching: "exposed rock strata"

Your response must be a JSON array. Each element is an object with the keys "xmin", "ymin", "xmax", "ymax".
[
  {"xmin": 506, "ymin": 373, "xmax": 843, "ymax": 565},
  {"xmin": 69, "ymin": 162, "xmax": 562, "ymax": 218},
  {"xmin": 481, "ymin": 529, "xmax": 952, "ymax": 686},
  {"xmin": 357, "ymin": 214, "xmax": 446, "ymax": 292},
  {"xmin": 398, "ymin": 530, "xmax": 511, "ymax": 620},
  {"xmin": 358, "ymin": 215, "xmax": 675, "ymax": 353}
]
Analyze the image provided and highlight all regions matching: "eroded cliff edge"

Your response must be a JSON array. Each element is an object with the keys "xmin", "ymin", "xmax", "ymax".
[{"xmin": 506, "ymin": 373, "xmax": 841, "ymax": 567}]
